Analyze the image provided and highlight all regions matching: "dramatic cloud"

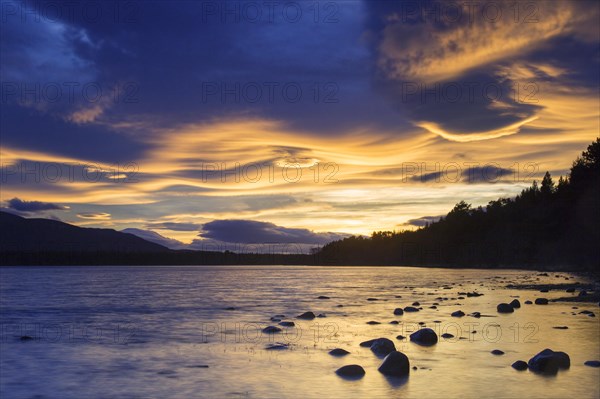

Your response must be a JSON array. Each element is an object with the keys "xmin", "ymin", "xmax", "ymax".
[
  {"xmin": 0, "ymin": 0, "xmax": 597, "ymax": 241},
  {"xmin": 199, "ymin": 219, "xmax": 350, "ymax": 245},
  {"xmin": 6, "ymin": 197, "xmax": 68, "ymax": 212}
]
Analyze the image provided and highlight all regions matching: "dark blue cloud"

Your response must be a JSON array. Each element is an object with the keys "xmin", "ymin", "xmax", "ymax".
[
  {"xmin": 5, "ymin": 197, "xmax": 67, "ymax": 212},
  {"xmin": 199, "ymin": 219, "xmax": 350, "ymax": 244},
  {"xmin": 412, "ymin": 166, "xmax": 513, "ymax": 184}
]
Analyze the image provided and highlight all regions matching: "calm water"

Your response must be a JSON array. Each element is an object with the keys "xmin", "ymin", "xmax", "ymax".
[{"xmin": 1, "ymin": 266, "xmax": 598, "ymax": 399}]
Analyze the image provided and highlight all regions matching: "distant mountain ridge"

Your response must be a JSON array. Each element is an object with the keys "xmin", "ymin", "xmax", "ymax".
[{"xmin": 0, "ymin": 212, "xmax": 168, "ymax": 253}]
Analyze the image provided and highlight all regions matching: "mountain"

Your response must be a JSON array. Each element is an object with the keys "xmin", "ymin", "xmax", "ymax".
[
  {"xmin": 121, "ymin": 228, "xmax": 188, "ymax": 250},
  {"xmin": 0, "ymin": 212, "xmax": 168, "ymax": 253}
]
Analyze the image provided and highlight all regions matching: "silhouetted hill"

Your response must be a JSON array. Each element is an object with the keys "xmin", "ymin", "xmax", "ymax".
[
  {"xmin": 318, "ymin": 138, "xmax": 600, "ymax": 271},
  {"xmin": 0, "ymin": 212, "xmax": 169, "ymax": 253}
]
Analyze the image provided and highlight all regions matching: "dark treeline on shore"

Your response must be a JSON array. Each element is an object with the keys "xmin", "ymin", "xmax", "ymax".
[{"xmin": 318, "ymin": 138, "xmax": 600, "ymax": 270}]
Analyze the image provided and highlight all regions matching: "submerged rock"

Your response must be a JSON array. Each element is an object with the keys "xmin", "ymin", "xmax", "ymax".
[
  {"xmin": 370, "ymin": 338, "xmax": 396, "ymax": 356},
  {"xmin": 524, "ymin": 300, "xmax": 533, "ymax": 304},
  {"xmin": 378, "ymin": 351, "xmax": 410, "ymax": 377},
  {"xmin": 265, "ymin": 343, "xmax": 289, "ymax": 350},
  {"xmin": 317, "ymin": 295, "xmax": 330, "ymax": 299},
  {"xmin": 497, "ymin": 303, "xmax": 514, "ymax": 313},
  {"xmin": 491, "ymin": 350, "xmax": 505, "ymax": 355},
  {"xmin": 278, "ymin": 321, "xmax": 295, "ymax": 327},
  {"xmin": 409, "ymin": 328, "xmax": 438, "ymax": 346},
  {"xmin": 389, "ymin": 321, "xmax": 400, "ymax": 325},
  {"xmin": 510, "ymin": 299, "xmax": 521, "ymax": 308},
  {"xmin": 512, "ymin": 360, "xmax": 528, "ymax": 371},
  {"xmin": 396, "ymin": 335, "xmax": 406, "ymax": 340},
  {"xmin": 393, "ymin": 308, "xmax": 404, "ymax": 315},
  {"xmin": 584, "ymin": 360, "xmax": 600, "ymax": 367},
  {"xmin": 366, "ymin": 321, "xmax": 381, "ymax": 325},
  {"xmin": 297, "ymin": 311, "xmax": 316, "ymax": 320},
  {"xmin": 329, "ymin": 348, "xmax": 350, "ymax": 356},
  {"xmin": 336, "ymin": 365, "xmax": 365, "ymax": 378},
  {"xmin": 19, "ymin": 336, "xmax": 34, "ymax": 341},
  {"xmin": 262, "ymin": 326, "xmax": 282, "ymax": 334},
  {"xmin": 535, "ymin": 298, "xmax": 549, "ymax": 305},
  {"xmin": 528, "ymin": 349, "xmax": 570, "ymax": 374},
  {"xmin": 441, "ymin": 333, "xmax": 455, "ymax": 339},
  {"xmin": 451, "ymin": 310, "xmax": 465, "ymax": 317}
]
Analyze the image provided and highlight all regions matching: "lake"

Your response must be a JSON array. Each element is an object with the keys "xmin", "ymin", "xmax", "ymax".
[{"xmin": 1, "ymin": 266, "xmax": 598, "ymax": 398}]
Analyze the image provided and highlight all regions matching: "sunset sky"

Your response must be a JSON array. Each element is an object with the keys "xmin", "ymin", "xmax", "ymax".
[{"xmin": 1, "ymin": 0, "xmax": 599, "ymax": 251}]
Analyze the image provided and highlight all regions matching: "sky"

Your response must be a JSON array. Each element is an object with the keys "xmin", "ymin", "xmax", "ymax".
[{"xmin": 1, "ymin": 0, "xmax": 599, "ymax": 252}]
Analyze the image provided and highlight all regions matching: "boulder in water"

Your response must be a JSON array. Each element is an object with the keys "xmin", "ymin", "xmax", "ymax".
[
  {"xmin": 451, "ymin": 310, "xmax": 465, "ymax": 317},
  {"xmin": 393, "ymin": 308, "xmax": 404, "ymax": 315},
  {"xmin": 378, "ymin": 351, "xmax": 410, "ymax": 377},
  {"xmin": 262, "ymin": 326, "xmax": 282, "ymax": 334},
  {"xmin": 370, "ymin": 338, "xmax": 396, "ymax": 356},
  {"xmin": 297, "ymin": 311, "xmax": 316, "ymax": 320},
  {"xmin": 535, "ymin": 298, "xmax": 549, "ymax": 305},
  {"xmin": 336, "ymin": 365, "xmax": 365, "ymax": 378},
  {"xmin": 404, "ymin": 306, "xmax": 419, "ymax": 312},
  {"xmin": 528, "ymin": 349, "xmax": 570, "ymax": 374},
  {"xmin": 510, "ymin": 299, "xmax": 521, "ymax": 308},
  {"xmin": 409, "ymin": 328, "xmax": 438, "ymax": 346},
  {"xmin": 329, "ymin": 348, "xmax": 350, "ymax": 356},
  {"xmin": 497, "ymin": 303, "xmax": 514, "ymax": 313},
  {"xmin": 512, "ymin": 360, "xmax": 528, "ymax": 371}
]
